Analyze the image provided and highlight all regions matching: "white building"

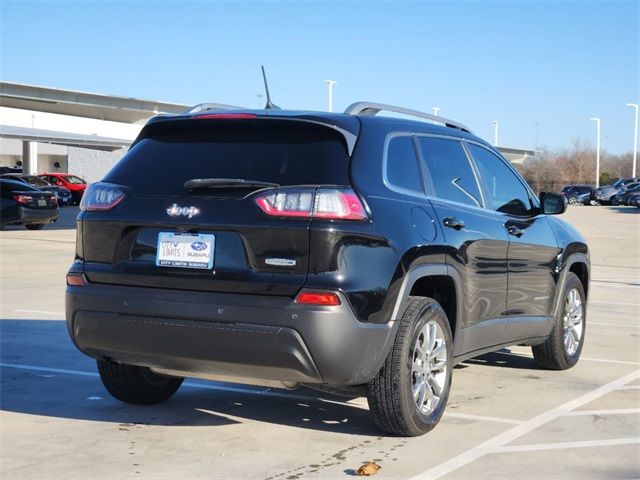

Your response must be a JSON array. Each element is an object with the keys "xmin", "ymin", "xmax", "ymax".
[
  {"xmin": 1, "ymin": 81, "xmax": 535, "ymax": 183},
  {"xmin": 0, "ymin": 82, "xmax": 195, "ymax": 182}
]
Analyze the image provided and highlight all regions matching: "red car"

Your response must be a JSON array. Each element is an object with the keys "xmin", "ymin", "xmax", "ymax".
[{"xmin": 39, "ymin": 173, "xmax": 87, "ymax": 204}]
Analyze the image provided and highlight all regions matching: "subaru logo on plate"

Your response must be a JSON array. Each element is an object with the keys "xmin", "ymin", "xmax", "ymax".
[{"xmin": 191, "ymin": 241, "xmax": 207, "ymax": 251}]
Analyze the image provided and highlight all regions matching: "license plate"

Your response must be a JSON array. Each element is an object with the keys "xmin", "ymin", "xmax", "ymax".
[
  {"xmin": 156, "ymin": 232, "xmax": 215, "ymax": 269},
  {"xmin": 38, "ymin": 199, "xmax": 46, "ymax": 206}
]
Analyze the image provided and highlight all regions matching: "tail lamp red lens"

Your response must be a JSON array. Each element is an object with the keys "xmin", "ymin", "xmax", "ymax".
[
  {"xmin": 66, "ymin": 274, "xmax": 85, "ymax": 287},
  {"xmin": 13, "ymin": 194, "xmax": 33, "ymax": 205},
  {"xmin": 295, "ymin": 292, "xmax": 341, "ymax": 306},
  {"xmin": 255, "ymin": 188, "xmax": 367, "ymax": 221},
  {"xmin": 80, "ymin": 183, "xmax": 125, "ymax": 211}
]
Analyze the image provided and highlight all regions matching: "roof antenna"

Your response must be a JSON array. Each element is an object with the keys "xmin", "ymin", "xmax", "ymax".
[{"xmin": 261, "ymin": 65, "xmax": 281, "ymax": 110}]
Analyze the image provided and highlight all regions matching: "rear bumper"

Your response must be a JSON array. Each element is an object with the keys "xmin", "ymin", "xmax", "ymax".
[
  {"xmin": 66, "ymin": 282, "xmax": 396, "ymax": 387},
  {"xmin": 18, "ymin": 206, "xmax": 58, "ymax": 224}
]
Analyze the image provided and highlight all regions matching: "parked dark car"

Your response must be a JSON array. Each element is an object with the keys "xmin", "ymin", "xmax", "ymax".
[
  {"xmin": 66, "ymin": 102, "xmax": 589, "ymax": 436},
  {"xmin": 627, "ymin": 193, "xmax": 640, "ymax": 208},
  {"xmin": 594, "ymin": 177, "xmax": 640, "ymax": 204},
  {"xmin": 561, "ymin": 185, "xmax": 594, "ymax": 205},
  {"xmin": 611, "ymin": 183, "xmax": 640, "ymax": 205},
  {"xmin": 0, "ymin": 173, "xmax": 73, "ymax": 205},
  {"xmin": 0, "ymin": 179, "xmax": 58, "ymax": 229}
]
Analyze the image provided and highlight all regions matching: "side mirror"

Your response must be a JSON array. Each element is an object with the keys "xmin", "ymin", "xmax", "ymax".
[{"xmin": 540, "ymin": 192, "xmax": 567, "ymax": 215}]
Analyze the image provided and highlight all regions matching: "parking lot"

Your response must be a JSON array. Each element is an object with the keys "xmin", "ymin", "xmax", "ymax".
[{"xmin": 1, "ymin": 205, "xmax": 638, "ymax": 479}]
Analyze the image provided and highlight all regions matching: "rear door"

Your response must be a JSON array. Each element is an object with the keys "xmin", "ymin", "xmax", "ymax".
[{"xmin": 80, "ymin": 117, "xmax": 354, "ymax": 296}]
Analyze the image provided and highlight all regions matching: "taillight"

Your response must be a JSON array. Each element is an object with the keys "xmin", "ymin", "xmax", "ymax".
[
  {"xmin": 13, "ymin": 194, "xmax": 33, "ymax": 205},
  {"xmin": 255, "ymin": 188, "xmax": 367, "ymax": 221},
  {"xmin": 66, "ymin": 273, "xmax": 85, "ymax": 287},
  {"xmin": 295, "ymin": 292, "xmax": 341, "ymax": 306},
  {"xmin": 50, "ymin": 195, "xmax": 58, "ymax": 205},
  {"xmin": 80, "ymin": 183, "xmax": 125, "ymax": 211}
]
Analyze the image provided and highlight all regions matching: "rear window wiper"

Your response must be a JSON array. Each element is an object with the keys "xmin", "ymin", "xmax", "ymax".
[{"xmin": 183, "ymin": 178, "xmax": 280, "ymax": 191}]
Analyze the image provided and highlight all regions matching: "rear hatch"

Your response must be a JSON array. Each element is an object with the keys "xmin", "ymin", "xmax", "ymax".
[{"xmin": 80, "ymin": 116, "xmax": 358, "ymax": 296}]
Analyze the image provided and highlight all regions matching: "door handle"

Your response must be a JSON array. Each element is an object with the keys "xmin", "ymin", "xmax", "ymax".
[
  {"xmin": 443, "ymin": 217, "xmax": 465, "ymax": 230},
  {"xmin": 507, "ymin": 225, "xmax": 524, "ymax": 237}
]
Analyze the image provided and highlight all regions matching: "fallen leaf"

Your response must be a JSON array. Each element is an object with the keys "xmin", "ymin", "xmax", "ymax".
[{"xmin": 356, "ymin": 462, "xmax": 381, "ymax": 476}]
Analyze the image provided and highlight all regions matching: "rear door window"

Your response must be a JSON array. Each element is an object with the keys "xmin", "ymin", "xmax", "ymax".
[
  {"xmin": 104, "ymin": 120, "xmax": 351, "ymax": 196},
  {"xmin": 418, "ymin": 137, "xmax": 483, "ymax": 207}
]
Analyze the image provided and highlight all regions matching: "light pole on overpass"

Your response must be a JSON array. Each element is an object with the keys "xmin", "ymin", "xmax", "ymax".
[
  {"xmin": 492, "ymin": 121, "xmax": 499, "ymax": 147},
  {"xmin": 432, "ymin": 107, "xmax": 440, "ymax": 116},
  {"xmin": 325, "ymin": 80, "xmax": 337, "ymax": 112},
  {"xmin": 626, "ymin": 103, "xmax": 638, "ymax": 177},
  {"xmin": 589, "ymin": 117, "xmax": 601, "ymax": 188}
]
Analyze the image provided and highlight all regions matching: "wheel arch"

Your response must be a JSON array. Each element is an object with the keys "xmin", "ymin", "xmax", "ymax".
[
  {"xmin": 553, "ymin": 253, "xmax": 590, "ymax": 318},
  {"xmin": 391, "ymin": 265, "xmax": 462, "ymax": 344}
]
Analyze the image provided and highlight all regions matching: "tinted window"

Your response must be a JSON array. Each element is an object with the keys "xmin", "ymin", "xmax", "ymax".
[
  {"xmin": 385, "ymin": 136, "xmax": 422, "ymax": 193},
  {"xmin": 23, "ymin": 176, "xmax": 50, "ymax": 187},
  {"xmin": 104, "ymin": 120, "xmax": 350, "ymax": 196},
  {"xmin": 66, "ymin": 176, "xmax": 86, "ymax": 184},
  {"xmin": 467, "ymin": 144, "xmax": 534, "ymax": 216},
  {"xmin": 418, "ymin": 137, "xmax": 482, "ymax": 207}
]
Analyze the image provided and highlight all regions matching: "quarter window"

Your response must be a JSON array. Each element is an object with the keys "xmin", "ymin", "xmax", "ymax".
[
  {"xmin": 385, "ymin": 136, "xmax": 422, "ymax": 193},
  {"xmin": 418, "ymin": 137, "xmax": 482, "ymax": 207},
  {"xmin": 467, "ymin": 143, "xmax": 535, "ymax": 216}
]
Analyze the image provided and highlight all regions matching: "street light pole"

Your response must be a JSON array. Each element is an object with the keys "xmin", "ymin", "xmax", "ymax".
[
  {"xmin": 492, "ymin": 121, "xmax": 499, "ymax": 147},
  {"xmin": 325, "ymin": 80, "xmax": 337, "ymax": 112},
  {"xmin": 626, "ymin": 103, "xmax": 639, "ymax": 177},
  {"xmin": 432, "ymin": 107, "xmax": 440, "ymax": 116},
  {"xmin": 589, "ymin": 117, "xmax": 601, "ymax": 188}
]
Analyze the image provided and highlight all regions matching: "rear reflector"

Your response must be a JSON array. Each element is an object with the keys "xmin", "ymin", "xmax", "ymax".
[
  {"xmin": 80, "ymin": 183, "xmax": 125, "ymax": 211},
  {"xmin": 255, "ymin": 188, "xmax": 367, "ymax": 221},
  {"xmin": 295, "ymin": 292, "xmax": 341, "ymax": 306},
  {"xmin": 66, "ymin": 274, "xmax": 85, "ymax": 287}
]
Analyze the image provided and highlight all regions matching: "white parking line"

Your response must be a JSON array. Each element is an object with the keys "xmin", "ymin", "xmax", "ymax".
[
  {"xmin": 494, "ymin": 351, "xmax": 640, "ymax": 366},
  {"xmin": 563, "ymin": 409, "xmax": 640, "ymax": 416},
  {"xmin": 589, "ymin": 322, "xmax": 640, "ymax": 328},
  {"xmin": 409, "ymin": 368, "xmax": 640, "ymax": 480},
  {"xmin": 495, "ymin": 437, "xmax": 640, "ymax": 453},
  {"xmin": 12, "ymin": 309, "xmax": 65, "ymax": 316},
  {"xmin": 589, "ymin": 300, "xmax": 640, "ymax": 307},
  {"xmin": 444, "ymin": 412, "xmax": 523, "ymax": 425}
]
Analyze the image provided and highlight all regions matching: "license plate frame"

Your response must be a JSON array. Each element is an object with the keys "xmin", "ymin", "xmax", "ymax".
[{"xmin": 155, "ymin": 232, "xmax": 215, "ymax": 270}]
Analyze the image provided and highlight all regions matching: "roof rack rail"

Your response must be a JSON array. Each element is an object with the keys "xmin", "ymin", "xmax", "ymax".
[
  {"xmin": 186, "ymin": 102, "xmax": 246, "ymax": 114},
  {"xmin": 344, "ymin": 101, "xmax": 473, "ymax": 134}
]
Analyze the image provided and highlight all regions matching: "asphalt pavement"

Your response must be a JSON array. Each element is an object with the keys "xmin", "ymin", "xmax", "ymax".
[{"xmin": 1, "ymin": 205, "xmax": 638, "ymax": 479}]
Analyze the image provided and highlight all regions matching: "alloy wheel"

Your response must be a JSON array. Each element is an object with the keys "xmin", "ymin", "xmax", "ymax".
[
  {"xmin": 563, "ymin": 288, "xmax": 584, "ymax": 356},
  {"xmin": 411, "ymin": 320, "xmax": 448, "ymax": 415}
]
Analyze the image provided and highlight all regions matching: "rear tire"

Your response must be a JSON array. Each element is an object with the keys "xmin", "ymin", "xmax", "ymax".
[
  {"xmin": 366, "ymin": 296, "xmax": 453, "ymax": 436},
  {"xmin": 25, "ymin": 223, "xmax": 44, "ymax": 230},
  {"xmin": 97, "ymin": 360, "xmax": 184, "ymax": 404},
  {"xmin": 532, "ymin": 273, "xmax": 586, "ymax": 370}
]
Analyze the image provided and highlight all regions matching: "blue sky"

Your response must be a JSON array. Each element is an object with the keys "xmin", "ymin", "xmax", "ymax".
[{"xmin": 1, "ymin": 0, "xmax": 638, "ymax": 153}]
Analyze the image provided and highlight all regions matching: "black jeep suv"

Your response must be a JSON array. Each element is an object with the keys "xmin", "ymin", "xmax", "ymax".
[{"xmin": 66, "ymin": 102, "xmax": 589, "ymax": 436}]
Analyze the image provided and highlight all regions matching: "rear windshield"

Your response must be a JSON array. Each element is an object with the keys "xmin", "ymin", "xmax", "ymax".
[{"xmin": 104, "ymin": 120, "xmax": 351, "ymax": 196}]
